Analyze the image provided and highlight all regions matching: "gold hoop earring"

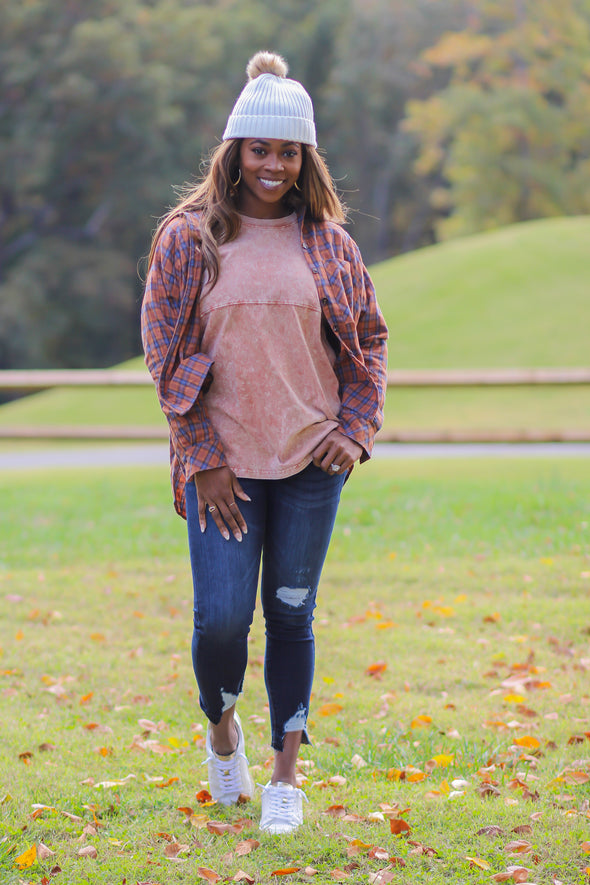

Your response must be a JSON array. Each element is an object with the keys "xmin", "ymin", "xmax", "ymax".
[
  {"xmin": 231, "ymin": 168, "xmax": 242, "ymax": 188},
  {"xmin": 293, "ymin": 179, "xmax": 302, "ymax": 192}
]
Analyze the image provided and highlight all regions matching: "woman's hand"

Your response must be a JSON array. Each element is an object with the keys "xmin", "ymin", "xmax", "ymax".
[
  {"xmin": 194, "ymin": 467, "xmax": 250, "ymax": 541},
  {"xmin": 311, "ymin": 429, "xmax": 364, "ymax": 475}
]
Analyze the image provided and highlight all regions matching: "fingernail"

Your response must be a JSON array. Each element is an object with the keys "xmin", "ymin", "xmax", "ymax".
[
  {"xmin": 200, "ymin": 523, "xmax": 205, "ymax": 533},
  {"xmin": 223, "ymin": 531, "xmax": 230, "ymax": 541},
  {"xmin": 244, "ymin": 495, "xmax": 252, "ymax": 501},
  {"xmin": 235, "ymin": 532, "xmax": 242, "ymax": 542},
  {"xmin": 243, "ymin": 526, "xmax": 248, "ymax": 535}
]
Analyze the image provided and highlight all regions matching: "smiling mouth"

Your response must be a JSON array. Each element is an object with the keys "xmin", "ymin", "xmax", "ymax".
[{"xmin": 259, "ymin": 178, "xmax": 285, "ymax": 189}]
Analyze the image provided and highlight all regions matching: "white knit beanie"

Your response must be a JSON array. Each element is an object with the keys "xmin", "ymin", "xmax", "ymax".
[{"xmin": 222, "ymin": 51, "xmax": 317, "ymax": 148}]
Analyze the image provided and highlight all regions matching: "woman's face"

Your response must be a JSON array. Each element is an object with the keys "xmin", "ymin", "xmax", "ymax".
[{"xmin": 237, "ymin": 138, "xmax": 303, "ymax": 218}]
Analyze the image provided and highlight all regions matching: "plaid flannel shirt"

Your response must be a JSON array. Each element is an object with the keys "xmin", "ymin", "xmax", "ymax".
[{"xmin": 141, "ymin": 209, "xmax": 388, "ymax": 518}]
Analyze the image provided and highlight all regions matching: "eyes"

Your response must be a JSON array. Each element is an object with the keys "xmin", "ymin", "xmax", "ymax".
[{"xmin": 249, "ymin": 146, "xmax": 300, "ymax": 160}]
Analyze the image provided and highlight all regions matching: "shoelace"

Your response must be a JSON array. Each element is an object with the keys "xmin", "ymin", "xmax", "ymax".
[
  {"xmin": 259, "ymin": 782, "xmax": 308, "ymax": 814},
  {"xmin": 204, "ymin": 752, "xmax": 247, "ymax": 794}
]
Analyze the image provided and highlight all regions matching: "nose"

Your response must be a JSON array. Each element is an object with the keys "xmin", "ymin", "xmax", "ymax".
[{"xmin": 266, "ymin": 152, "xmax": 284, "ymax": 171}]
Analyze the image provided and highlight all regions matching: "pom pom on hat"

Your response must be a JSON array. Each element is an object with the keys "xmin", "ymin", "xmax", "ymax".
[
  {"xmin": 246, "ymin": 51, "xmax": 288, "ymax": 80},
  {"xmin": 222, "ymin": 51, "xmax": 317, "ymax": 147}
]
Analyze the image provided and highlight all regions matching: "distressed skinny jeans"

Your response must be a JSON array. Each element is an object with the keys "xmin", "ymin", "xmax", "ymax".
[{"xmin": 185, "ymin": 462, "xmax": 346, "ymax": 751}]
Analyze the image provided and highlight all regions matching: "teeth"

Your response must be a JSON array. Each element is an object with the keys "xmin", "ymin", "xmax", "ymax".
[{"xmin": 260, "ymin": 179, "xmax": 283, "ymax": 188}]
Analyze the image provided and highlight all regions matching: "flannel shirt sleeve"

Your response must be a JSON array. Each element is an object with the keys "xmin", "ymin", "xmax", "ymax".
[
  {"xmin": 140, "ymin": 219, "xmax": 227, "ymax": 481},
  {"xmin": 337, "ymin": 242, "xmax": 388, "ymax": 459}
]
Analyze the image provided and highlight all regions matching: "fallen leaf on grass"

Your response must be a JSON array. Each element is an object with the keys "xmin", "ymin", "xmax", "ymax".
[
  {"xmin": 491, "ymin": 866, "xmax": 531, "ymax": 882},
  {"xmin": 93, "ymin": 775, "xmax": 136, "ymax": 789},
  {"xmin": 476, "ymin": 825, "xmax": 504, "ymax": 837},
  {"xmin": 196, "ymin": 789, "xmax": 213, "ymax": 804},
  {"xmin": 368, "ymin": 847, "xmax": 390, "ymax": 861},
  {"xmin": 376, "ymin": 802, "xmax": 402, "ymax": 815},
  {"xmin": 389, "ymin": 818, "xmax": 411, "ymax": 835},
  {"xmin": 318, "ymin": 703, "xmax": 343, "ymax": 716},
  {"xmin": 14, "ymin": 845, "xmax": 37, "ymax": 870},
  {"xmin": 78, "ymin": 845, "xmax": 98, "ymax": 859},
  {"xmin": 345, "ymin": 839, "xmax": 373, "ymax": 857},
  {"xmin": 368, "ymin": 871, "xmax": 396, "ymax": 884},
  {"xmin": 61, "ymin": 809, "xmax": 84, "ymax": 821},
  {"xmin": 37, "ymin": 843, "xmax": 54, "ymax": 860},
  {"xmin": 563, "ymin": 769, "xmax": 590, "ymax": 785},
  {"xmin": 235, "ymin": 839, "xmax": 260, "ymax": 856},
  {"xmin": 78, "ymin": 824, "xmax": 98, "ymax": 841},
  {"xmin": 154, "ymin": 777, "xmax": 179, "ymax": 789},
  {"xmin": 197, "ymin": 867, "xmax": 222, "ymax": 882},
  {"xmin": 189, "ymin": 814, "xmax": 211, "ymax": 829},
  {"xmin": 207, "ymin": 819, "xmax": 251, "ymax": 835},
  {"xmin": 207, "ymin": 821, "xmax": 236, "ymax": 835},
  {"xmin": 504, "ymin": 840, "xmax": 532, "ymax": 855},
  {"xmin": 312, "ymin": 776, "xmax": 348, "ymax": 789},
  {"xmin": 513, "ymin": 735, "xmax": 540, "ymax": 750},
  {"xmin": 466, "ymin": 856, "xmax": 491, "ymax": 870},
  {"xmin": 164, "ymin": 842, "xmax": 190, "ymax": 858},
  {"xmin": 410, "ymin": 715, "xmax": 432, "ymax": 729},
  {"xmin": 404, "ymin": 766, "xmax": 427, "ymax": 783},
  {"xmin": 408, "ymin": 840, "xmax": 438, "ymax": 857},
  {"xmin": 234, "ymin": 872, "xmax": 255, "ymax": 883},
  {"xmin": 323, "ymin": 804, "xmax": 347, "ymax": 818},
  {"xmin": 477, "ymin": 783, "xmax": 501, "ymax": 799},
  {"xmin": 428, "ymin": 753, "xmax": 454, "ymax": 768},
  {"xmin": 156, "ymin": 832, "xmax": 174, "ymax": 842},
  {"xmin": 271, "ymin": 868, "xmax": 301, "ymax": 876},
  {"xmin": 365, "ymin": 661, "xmax": 387, "ymax": 677}
]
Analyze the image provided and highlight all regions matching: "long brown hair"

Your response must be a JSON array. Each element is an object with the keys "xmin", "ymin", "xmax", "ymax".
[{"xmin": 147, "ymin": 139, "xmax": 347, "ymax": 289}]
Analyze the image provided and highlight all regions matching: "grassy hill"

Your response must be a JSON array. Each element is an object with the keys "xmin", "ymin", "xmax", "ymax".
[
  {"xmin": 372, "ymin": 214, "xmax": 590, "ymax": 368},
  {"xmin": 1, "ymin": 215, "xmax": 589, "ymax": 435}
]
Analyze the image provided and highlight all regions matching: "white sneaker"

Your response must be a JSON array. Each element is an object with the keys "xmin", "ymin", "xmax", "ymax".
[
  {"xmin": 259, "ymin": 781, "xmax": 307, "ymax": 834},
  {"xmin": 205, "ymin": 712, "xmax": 254, "ymax": 805}
]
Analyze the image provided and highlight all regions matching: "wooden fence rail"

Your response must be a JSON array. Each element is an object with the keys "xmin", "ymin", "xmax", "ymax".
[
  {"xmin": 1, "ymin": 367, "xmax": 590, "ymax": 391},
  {"xmin": 0, "ymin": 368, "xmax": 588, "ymax": 443}
]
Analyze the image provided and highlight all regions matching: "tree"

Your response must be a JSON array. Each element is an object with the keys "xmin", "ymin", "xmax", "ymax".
[
  {"xmin": 0, "ymin": 0, "xmax": 347, "ymax": 368},
  {"xmin": 320, "ymin": 0, "xmax": 465, "ymax": 261},
  {"xmin": 404, "ymin": 0, "xmax": 590, "ymax": 239}
]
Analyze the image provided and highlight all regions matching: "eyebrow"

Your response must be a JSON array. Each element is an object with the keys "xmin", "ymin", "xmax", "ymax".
[{"xmin": 249, "ymin": 139, "xmax": 300, "ymax": 148}]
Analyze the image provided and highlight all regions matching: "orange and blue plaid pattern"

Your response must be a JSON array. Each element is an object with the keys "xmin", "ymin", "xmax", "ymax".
[{"xmin": 141, "ymin": 209, "xmax": 388, "ymax": 518}]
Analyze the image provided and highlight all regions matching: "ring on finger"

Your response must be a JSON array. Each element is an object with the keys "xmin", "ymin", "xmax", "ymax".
[
  {"xmin": 330, "ymin": 463, "xmax": 341, "ymax": 472},
  {"xmin": 229, "ymin": 501, "xmax": 238, "ymax": 508},
  {"xmin": 208, "ymin": 505, "xmax": 217, "ymax": 513}
]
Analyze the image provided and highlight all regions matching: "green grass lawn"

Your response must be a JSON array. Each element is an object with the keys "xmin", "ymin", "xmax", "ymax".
[{"xmin": 1, "ymin": 457, "xmax": 589, "ymax": 883}]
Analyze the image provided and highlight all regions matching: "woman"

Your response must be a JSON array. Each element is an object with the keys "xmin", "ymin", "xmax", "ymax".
[{"xmin": 141, "ymin": 51, "xmax": 388, "ymax": 835}]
